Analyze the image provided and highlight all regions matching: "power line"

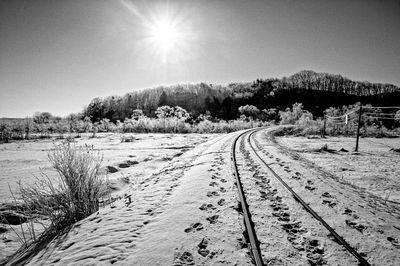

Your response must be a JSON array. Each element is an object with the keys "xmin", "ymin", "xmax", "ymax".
[
  {"xmin": 326, "ymin": 116, "xmax": 344, "ymax": 120},
  {"xmin": 322, "ymin": 105, "xmax": 399, "ymax": 152},
  {"xmin": 362, "ymin": 106, "xmax": 400, "ymax": 109},
  {"xmin": 363, "ymin": 116, "xmax": 398, "ymax": 120},
  {"xmin": 326, "ymin": 115, "xmax": 358, "ymax": 122},
  {"xmin": 363, "ymin": 112, "xmax": 396, "ymax": 116},
  {"xmin": 325, "ymin": 108, "xmax": 359, "ymax": 120}
]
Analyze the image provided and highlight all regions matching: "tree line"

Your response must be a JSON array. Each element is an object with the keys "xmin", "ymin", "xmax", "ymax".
[{"xmin": 83, "ymin": 70, "xmax": 400, "ymax": 123}]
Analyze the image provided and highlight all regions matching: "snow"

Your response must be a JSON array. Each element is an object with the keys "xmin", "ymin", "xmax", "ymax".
[{"xmin": 1, "ymin": 130, "xmax": 400, "ymax": 265}]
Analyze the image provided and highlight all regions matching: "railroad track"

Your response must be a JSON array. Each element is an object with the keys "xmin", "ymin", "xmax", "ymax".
[{"xmin": 231, "ymin": 127, "xmax": 371, "ymax": 266}]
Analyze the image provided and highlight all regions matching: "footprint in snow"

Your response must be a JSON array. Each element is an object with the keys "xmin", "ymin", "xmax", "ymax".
[
  {"xmin": 206, "ymin": 215, "xmax": 219, "ymax": 224},
  {"xmin": 387, "ymin": 237, "xmax": 400, "ymax": 248},
  {"xmin": 209, "ymin": 181, "xmax": 218, "ymax": 187},
  {"xmin": 345, "ymin": 220, "xmax": 366, "ymax": 233},
  {"xmin": 184, "ymin": 222, "xmax": 204, "ymax": 233},
  {"xmin": 207, "ymin": 191, "xmax": 219, "ymax": 197},
  {"xmin": 173, "ymin": 251, "xmax": 195, "ymax": 266},
  {"xmin": 217, "ymin": 199, "xmax": 226, "ymax": 206},
  {"xmin": 199, "ymin": 203, "xmax": 216, "ymax": 211},
  {"xmin": 198, "ymin": 238, "xmax": 210, "ymax": 257}
]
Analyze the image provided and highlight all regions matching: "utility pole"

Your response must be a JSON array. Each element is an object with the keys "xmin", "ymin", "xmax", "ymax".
[{"xmin": 355, "ymin": 106, "xmax": 363, "ymax": 152}]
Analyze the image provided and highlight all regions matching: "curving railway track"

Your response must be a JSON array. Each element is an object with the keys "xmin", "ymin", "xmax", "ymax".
[{"xmin": 232, "ymin": 127, "xmax": 372, "ymax": 266}]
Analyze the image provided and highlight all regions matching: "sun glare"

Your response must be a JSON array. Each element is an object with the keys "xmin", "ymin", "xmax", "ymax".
[
  {"xmin": 121, "ymin": 0, "xmax": 195, "ymax": 80},
  {"xmin": 150, "ymin": 18, "xmax": 179, "ymax": 53}
]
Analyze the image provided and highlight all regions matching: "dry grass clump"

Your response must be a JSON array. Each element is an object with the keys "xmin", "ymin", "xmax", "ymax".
[
  {"xmin": 3, "ymin": 142, "xmax": 108, "ymax": 265},
  {"xmin": 16, "ymin": 142, "xmax": 108, "ymax": 241}
]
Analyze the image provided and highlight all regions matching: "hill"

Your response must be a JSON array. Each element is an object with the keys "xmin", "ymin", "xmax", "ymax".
[{"xmin": 82, "ymin": 70, "xmax": 400, "ymax": 123}]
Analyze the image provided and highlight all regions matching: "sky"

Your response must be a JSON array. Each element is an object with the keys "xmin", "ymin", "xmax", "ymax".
[{"xmin": 1, "ymin": 0, "xmax": 399, "ymax": 118}]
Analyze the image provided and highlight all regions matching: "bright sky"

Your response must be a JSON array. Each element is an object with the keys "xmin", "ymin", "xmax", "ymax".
[{"xmin": 1, "ymin": 0, "xmax": 399, "ymax": 117}]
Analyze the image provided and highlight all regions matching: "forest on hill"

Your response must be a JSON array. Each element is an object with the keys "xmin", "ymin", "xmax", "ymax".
[{"xmin": 83, "ymin": 70, "xmax": 400, "ymax": 123}]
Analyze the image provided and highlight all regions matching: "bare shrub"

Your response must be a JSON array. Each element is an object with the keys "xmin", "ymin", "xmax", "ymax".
[
  {"xmin": 18, "ymin": 142, "xmax": 107, "ymax": 235},
  {"xmin": 279, "ymin": 103, "xmax": 305, "ymax": 125},
  {"xmin": 294, "ymin": 113, "xmax": 323, "ymax": 136}
]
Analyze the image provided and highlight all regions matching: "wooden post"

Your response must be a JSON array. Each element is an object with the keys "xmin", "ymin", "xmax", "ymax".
[
  {"xmin": 322, "ymin": 117, "xmax": 327, "ymax": 138},
  {"xmin": 163, "ymin": 118, "xmax": 166, "ymax": 133},
  {"xmin": 355, "ymin": 106, "xmax": 363, "ymax": 152}
]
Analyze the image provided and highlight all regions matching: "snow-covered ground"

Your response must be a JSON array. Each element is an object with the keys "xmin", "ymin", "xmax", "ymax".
[
  {"xmin": 251, "ymin": 130, "xmax": 400, "ymax": 265},
  {"xmin": 0, "ymin": 133, "xmax": 219, "ymax": 263},
  {"xmin": 1, "ymin": 130, "xmax": 399, "ymax": 265},
  {"xmin": 0, "ymin": 133, "xmax": 216, "ymax": 202},
  {"xmin": 16, "ymin": 132, "xmax": 252, "ymax": 265},
  {"xmin": 275, "ymin": 136, "xmax": 400, "ymax": 203}
]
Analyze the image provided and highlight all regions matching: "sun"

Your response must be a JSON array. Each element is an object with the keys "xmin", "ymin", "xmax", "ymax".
[
  {"xmin": 149, "ymin": 18, "xmax": 179, "ymax": 53},
  {"xmin": 120, "ymin": 0, "xmax": 195, "ymax": 80}
]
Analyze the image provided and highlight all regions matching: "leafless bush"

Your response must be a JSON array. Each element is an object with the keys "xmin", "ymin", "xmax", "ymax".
[{"xmin": 17, "ymin": 142, "xmax": 107, "ymax": 237}]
